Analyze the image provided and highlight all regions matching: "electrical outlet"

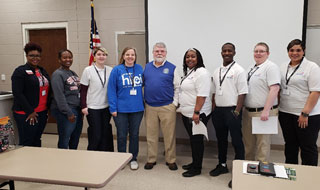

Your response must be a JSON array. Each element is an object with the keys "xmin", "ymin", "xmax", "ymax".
[{"xmin": 1, "ymin": 74, "xmax": 5, "ymax": 81}]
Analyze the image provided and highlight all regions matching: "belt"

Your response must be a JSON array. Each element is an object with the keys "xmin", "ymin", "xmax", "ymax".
[{"xmin": 246, "ymin": 105, "xmax": 278, "ymax": 112}]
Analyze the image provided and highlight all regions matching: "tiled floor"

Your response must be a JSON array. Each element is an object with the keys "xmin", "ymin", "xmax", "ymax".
[{"xmin": 4, "ymin": 134, "xmax": 306, "ymax": 190}]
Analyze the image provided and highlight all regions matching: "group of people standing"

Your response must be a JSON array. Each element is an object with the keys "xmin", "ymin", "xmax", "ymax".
[{"xmin": 11, "ymin": 39, "xmax": 320, "ymax": 185}]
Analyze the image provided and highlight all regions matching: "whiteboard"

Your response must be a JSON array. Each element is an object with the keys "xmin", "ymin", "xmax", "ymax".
[{"xmin": 147, "ymin": 0, "xmax": 305, "ymax": 74}]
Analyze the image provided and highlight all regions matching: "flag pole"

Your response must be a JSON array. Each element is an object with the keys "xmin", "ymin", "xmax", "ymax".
[{"xmin": 89, "ymin": 0, "xmax": 101, "ymax": 65}]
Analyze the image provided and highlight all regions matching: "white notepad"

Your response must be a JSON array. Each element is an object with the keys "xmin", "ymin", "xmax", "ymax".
[{"xmin": 252, "ymin": 116, "xmax": 278, "ymax": 134}]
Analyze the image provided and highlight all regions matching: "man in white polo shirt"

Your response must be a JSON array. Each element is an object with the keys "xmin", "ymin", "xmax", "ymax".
[
  {"xmin": 210, "ymin": 43, "xmax": 248, "ymax": 181},
  {"xmin": 242, "ymin": 42, "xmax": 280, "ymax": 162}
]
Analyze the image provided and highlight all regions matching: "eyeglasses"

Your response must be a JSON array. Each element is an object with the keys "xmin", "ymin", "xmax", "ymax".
[
  {"xmin": 254, "ymin": 50, "xmax": 268, "ymax": 54},
  {"xmin": 27, "ymin": 54, "xmax": 41, "ymax": 58},
  {"xmin": 153, "ymin": 50, "xmax": 166, "ymax": 54},
  {"xmin": 289, "ymin": 49, "xmax": 303, "ymax": 53}
]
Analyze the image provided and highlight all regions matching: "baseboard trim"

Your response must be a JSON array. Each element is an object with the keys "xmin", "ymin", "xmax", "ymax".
[{"xmin": 45, "ymin": 133, "xmax": 320, "ymax": 151}]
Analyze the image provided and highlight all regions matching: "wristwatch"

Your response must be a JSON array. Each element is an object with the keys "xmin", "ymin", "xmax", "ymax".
[
  {"xmin": 301, "ymin": 112, "xmax": 309, "ymax": 117},
  {"xmin": 194, "ymin": 111, "xmax": 200, "ymax": 115}
]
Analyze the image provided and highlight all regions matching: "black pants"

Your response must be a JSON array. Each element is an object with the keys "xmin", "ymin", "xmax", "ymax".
[
  {"xmin": 279, "ymin": 111, "xmax": 320, "ymax": 166},
  {"xmin": 13, "ymin": 110, "xmax": 48, "ymax": 147},
  {"xmin": 212, "ymin": 107, "xmax": 245, "ymax": 163},
  {"xmin": 182, "ymin": 113, "xmax": 210, "ymax": 171},
  {"xmin": 86, "ymin": 108, "xmax": 114, "ymax": 151}
]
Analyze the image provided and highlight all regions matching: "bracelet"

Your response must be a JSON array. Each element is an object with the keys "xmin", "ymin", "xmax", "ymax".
[{"xmin": 194, "ymin": 111, "xmax": 200, "ymax": 115}]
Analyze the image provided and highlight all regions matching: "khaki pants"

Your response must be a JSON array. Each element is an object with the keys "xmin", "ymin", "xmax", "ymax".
[
  {"xmin": 145, "ymin": 103, "xmax": 176, "ymax": 163},
  {"xmin": 242, "ymin": 108, "xmax": 278, "ymax": 162}
]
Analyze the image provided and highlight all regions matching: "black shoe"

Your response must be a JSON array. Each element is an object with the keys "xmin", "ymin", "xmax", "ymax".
[
  {"xmin": 144, "ymin": 162, "xmax": 156, "ymax": 170},
  {"xmin": 182, "ymin": 163, "xmax": 193, "ymax": 170},
  {"xmin": 209, "ymin": 164, "xmax": 229, "ymax": 176},
  {"xmin": 182, "ymin": 169, "xmax": 201, "ymax": 177},
  {"xmin": 166, "ymin": 162, "xmax": 178, "ymax": 170},
  {"xmin": 228, "ymin": 180, "xmax": 232, "ymax": 188}
]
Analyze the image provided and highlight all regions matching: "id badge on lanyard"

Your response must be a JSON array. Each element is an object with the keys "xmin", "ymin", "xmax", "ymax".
[
  {"xmin": 130, "ymin": 88, "xmax": 137, "ymax": 96},
  {"xmin": 218, "ymin": 87, "xmax": 223, "ymax": 96},
  {"xmin": 282, "ymin": 86, "xmax": 290, "ymax": 95}
]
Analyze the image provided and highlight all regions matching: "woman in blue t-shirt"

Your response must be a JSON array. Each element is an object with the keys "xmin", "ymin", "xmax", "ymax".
[{"xmin": 107, "ymin": 47, "xmax": 144, "ymax": 170}]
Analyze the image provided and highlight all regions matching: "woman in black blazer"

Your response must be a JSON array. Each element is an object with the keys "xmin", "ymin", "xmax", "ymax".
[{"xmin": 11, "ymin": 42, "xmax": 51, "ymax": 147}]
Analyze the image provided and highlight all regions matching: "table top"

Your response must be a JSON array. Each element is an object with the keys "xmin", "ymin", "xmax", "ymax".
[
  {"xmin": 232, "ymin": 160, "xmax": 320, "ymax": 190},
  {"xmin": 0, "ymin": 147, "xmax": 132, "ymax": 188}
]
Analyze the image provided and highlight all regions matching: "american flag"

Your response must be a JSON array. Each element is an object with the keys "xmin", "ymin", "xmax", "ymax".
[{"xmin": 89, "ymin": 0, "xmax": 101, "ymax": 65}]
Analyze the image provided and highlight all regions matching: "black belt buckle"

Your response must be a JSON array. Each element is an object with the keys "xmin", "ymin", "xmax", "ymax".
[{"xmin": 246, "ymin": 105, "xmax": 277, "ymax": 112}]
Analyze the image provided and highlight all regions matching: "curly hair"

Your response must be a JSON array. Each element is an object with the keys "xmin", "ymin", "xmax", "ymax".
[{"xmin": 24, "ymin": 42, "xmax": 42, "ymax": 55}]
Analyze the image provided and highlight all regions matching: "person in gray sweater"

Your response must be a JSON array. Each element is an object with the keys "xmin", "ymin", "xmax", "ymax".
[{"xmin": 51, "ymin": 49, "xmax": 83, "ymax": 149}]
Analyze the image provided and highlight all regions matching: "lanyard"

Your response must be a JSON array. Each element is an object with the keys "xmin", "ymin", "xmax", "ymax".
[
  {"xmin": 180, "ymin": 68, "xmax": 195, "ymax": 85},
  {"xmin": 219, "ymin": 61, "xmax": 235, "ymax": 87},
  {"xmin": 125, "ymin": 65, "xmax": 135, "ymax": 87},
  {"xmin": 93, "ymin": 64, "xmax": 106, "ymax": 87},
  {"xmin": 35, "ymin": 69, "xmax": 46, "ymax": 87},
  {"xmin": 285, "ymin": 60, "xmax": 302, "ymax": 86},
  {"xmin": 247, "ymin": 65, "xmax": 259, "ymax": 83}
]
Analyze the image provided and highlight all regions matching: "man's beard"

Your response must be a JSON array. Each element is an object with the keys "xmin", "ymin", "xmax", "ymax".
[{"xmin": 154, "ymin": 56, "xmax": 165, "ymax": 63}]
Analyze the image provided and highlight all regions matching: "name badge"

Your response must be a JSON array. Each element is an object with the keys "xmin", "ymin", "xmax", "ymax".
[
  {"xmin": 218, "ymin": 88, "xmax": 223, "ymax": 96},
  {"xmin": 42, "ymin": 90, "xmax": 46, "ymax": 96},
  {"xmin": 282, "ymin": 88, "xmax": 290, "ymax": 95},
  {"xmin": 130, "ymin": 88, "xmax": 137, "ymax": 96}
]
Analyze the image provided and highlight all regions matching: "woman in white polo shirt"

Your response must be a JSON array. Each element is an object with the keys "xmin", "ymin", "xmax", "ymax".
[
  {"xmin": 243, "ymin": 42, "xmax": 281, "ymax": 162},
  {"xmin": 279, "ymin": 39, "xmax": 320, "ymax": 166},
  {"xmin": 178, "ymin": 48, "xmax": 212, "ymax": 177},
  {"xmin": 80, "ymin": 47, "xmax": 114, "ymax": 152}
]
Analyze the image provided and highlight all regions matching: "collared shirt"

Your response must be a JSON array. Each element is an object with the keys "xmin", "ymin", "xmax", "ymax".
[
  {"xmin": 212, "ymin": 62, "xmax": 248, "ymax": 107},
  {"xmin": 279, "ymin": 58, "xmax": 320, "ymax": 116},
  {"xmin": 153, "ymin": 60, "xmax": 166, "ymax": 68},
  {"xmin": 179, "ymin": 67, "xmax": 212, "ymax": 117},
  {"xmin": 80, "ymin": 64, "xmax": 112, "ymax": 109},
  {"xmin": 245, "ymin": 59, "xmax": 281, "ymax": 108}
]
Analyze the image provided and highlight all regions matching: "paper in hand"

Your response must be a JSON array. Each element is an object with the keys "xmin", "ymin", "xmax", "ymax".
[
  {"xmin": 192, "ymin": 121, "xmax": 209, "ymax": 140},
  {"xmin": 252, "ymin": 116, "xmax": 278, "ymax": 134}
]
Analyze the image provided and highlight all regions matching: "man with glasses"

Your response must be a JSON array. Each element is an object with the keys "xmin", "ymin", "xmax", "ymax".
[
  {"xmin": 242, "ymin": 42, "xmax": 280, "ymax": 163},
  {"xmin": 143, "ymin": 42, "xmax": 180, "ymax": 171}
]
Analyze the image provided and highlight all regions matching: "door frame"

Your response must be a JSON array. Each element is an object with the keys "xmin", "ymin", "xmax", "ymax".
[
  {"xmin": 115, "ymin": 31, "xmax": 145, "ymax": 63},
  {"xmin": 22, "ymin": 22, "xmax": 69, "ymax": 63}
]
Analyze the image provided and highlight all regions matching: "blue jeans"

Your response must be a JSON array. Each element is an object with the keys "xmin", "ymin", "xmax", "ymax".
[
  {"xmin": 113, "ymin": 111, "xmax": 144, "ymax": 161},
  {"xmin": 51, "ymin": 108, "xmax": 83, "ymax": 149},
  {"xmin": 13, "ymin": 110, "xmax": 48, "ymax": 147}
]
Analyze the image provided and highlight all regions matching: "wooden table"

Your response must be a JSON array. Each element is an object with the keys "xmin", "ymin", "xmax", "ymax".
[
  {"xmin": 232, "ymin": 160, "xmax": 320, "ymax": 190},
  {"xmin": 0, "ymin": 147, "xmax": 132, "ymax": 189}
]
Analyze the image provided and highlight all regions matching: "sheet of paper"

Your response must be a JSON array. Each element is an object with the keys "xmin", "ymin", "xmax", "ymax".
[
  {"xmin": 252, "ymin": 116, "xmax": 278, "ymax": 134},
  {"xmin": 192, "ymin": 121, "xmax": 209, "ymax": 140},
  {"xmin": 274, "ymin": 165, "xmax": 288, "ymax": 179}
]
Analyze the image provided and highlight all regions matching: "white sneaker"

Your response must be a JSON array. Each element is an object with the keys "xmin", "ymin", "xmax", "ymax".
[{"xmin": 130, "ymin": 161, "xmax": 139, "ymax": 170}]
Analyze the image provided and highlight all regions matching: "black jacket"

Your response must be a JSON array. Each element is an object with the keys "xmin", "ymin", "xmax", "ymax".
[{"xmin": 11, "ymin": 63, "xmax": 51, "ymax": 115}]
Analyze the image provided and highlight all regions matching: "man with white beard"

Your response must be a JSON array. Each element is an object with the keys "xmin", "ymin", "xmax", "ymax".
[{"xmin": 143, "ymin": 42, "xmax": 180, "ymax": 171}]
